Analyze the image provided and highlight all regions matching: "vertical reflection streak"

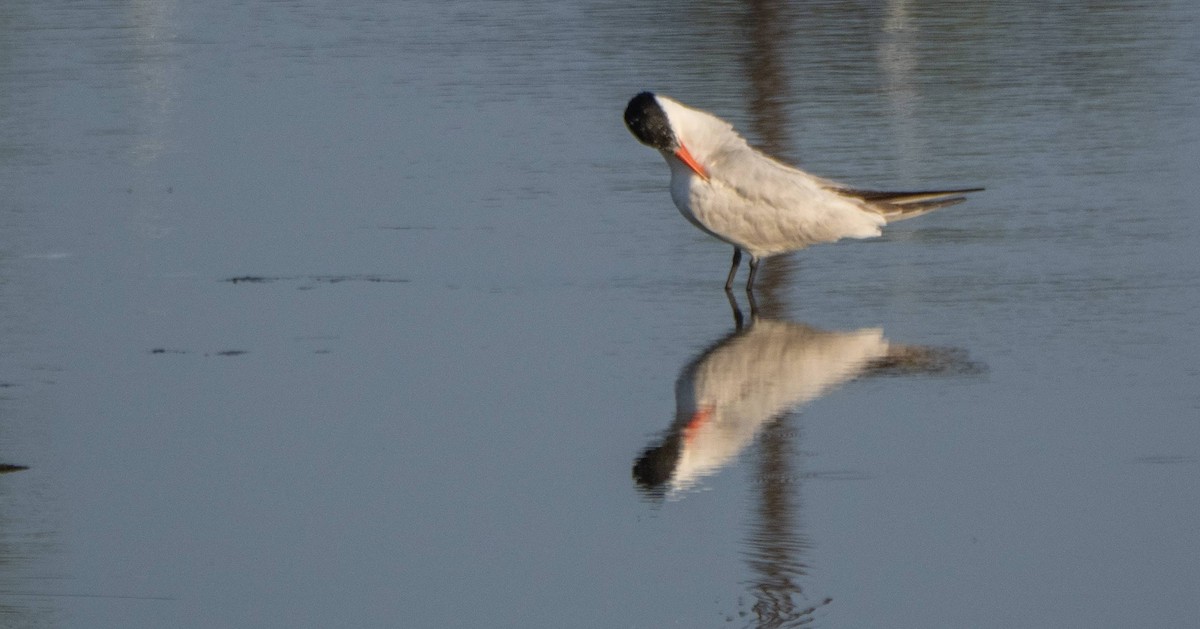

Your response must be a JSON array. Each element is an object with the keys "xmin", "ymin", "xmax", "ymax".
[
  {"xmin": 740, "ymin": 1, "xmax": 812, "ymax": 625},
  {"xmin": 743, "ymin": 0, "xmax": 792, "ymax": 318},
  {"xmin": 879, "ymin": 0, "xmax": 923, "ymax": 181},
  {"xmin": 128, "ymin": 0, "xmax": 180, "ymax": 242},
  {"xmin": 745, "ymin": 418, "xmax": 811, "ymax": 627}
]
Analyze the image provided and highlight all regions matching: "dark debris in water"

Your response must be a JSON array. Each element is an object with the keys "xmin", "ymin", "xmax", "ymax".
[
  {"xmin": 314, "ymin": 275, "xmax": 407, "ymax": 284},
  {"xmin": 149, "ymin": 348, "xmax": 249, "ymax": 357},
  {"xmin": 224, "ymin": 274, "xmax": 408, "ymax": 285},
  {"xmin": 0, "ymin": 464, "xmax": 29, "ymax": 474}
]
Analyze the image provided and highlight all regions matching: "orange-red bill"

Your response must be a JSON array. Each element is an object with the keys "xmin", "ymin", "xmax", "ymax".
[{"xmin": 674, "ymin": 144, "xmax": 709, "ymax": 181}]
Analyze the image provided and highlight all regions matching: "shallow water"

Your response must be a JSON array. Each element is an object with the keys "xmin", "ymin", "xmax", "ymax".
[{"xmin": 1, "ymin": 1, "xmax": 1198, "ymax": 627}]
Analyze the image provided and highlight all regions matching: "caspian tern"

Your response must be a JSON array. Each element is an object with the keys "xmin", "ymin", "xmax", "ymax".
[{"xmin": 623, "ymin": 91, "xmax": 982, "ymax": 292}]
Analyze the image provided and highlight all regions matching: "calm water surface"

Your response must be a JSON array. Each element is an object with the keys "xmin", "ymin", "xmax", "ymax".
[{"xmin": 1, "ymin": 1, "xmax": 1198, "ymax": 627}]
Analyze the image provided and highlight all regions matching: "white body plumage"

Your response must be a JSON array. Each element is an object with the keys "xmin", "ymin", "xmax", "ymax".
[{"xmin": 656, "ymin": 95, "xmax": 884, "ymax": 260}]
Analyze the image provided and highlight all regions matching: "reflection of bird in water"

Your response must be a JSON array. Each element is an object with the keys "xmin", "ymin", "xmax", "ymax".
[
  {"xmin": 623, "ymin": 92, "xmax": 982, "ymax": 292},
  {"xmin": 633, "ymin": 307, "xmax": 980, "ymax": 499}
]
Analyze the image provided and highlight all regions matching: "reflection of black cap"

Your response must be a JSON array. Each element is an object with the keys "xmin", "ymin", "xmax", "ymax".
[{"xmin": 632, "ymin": 433, "xmax": 682, "ymax": 499}]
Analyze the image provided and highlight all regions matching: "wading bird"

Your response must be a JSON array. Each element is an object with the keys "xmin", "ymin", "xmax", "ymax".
[{"xmin": 624, "ymin": 92, "xmax": 981, "ymax": 292}]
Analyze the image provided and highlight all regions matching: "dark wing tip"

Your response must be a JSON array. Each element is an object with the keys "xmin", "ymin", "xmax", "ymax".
[{"xmin": 836, "ymin": 186, "xmax": 984, "ymax": 204}]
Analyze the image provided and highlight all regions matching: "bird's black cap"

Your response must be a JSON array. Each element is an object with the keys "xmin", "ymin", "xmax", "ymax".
[{"xmin": 624, "ymin": 91, "xmax": 675, "ymax": 151}]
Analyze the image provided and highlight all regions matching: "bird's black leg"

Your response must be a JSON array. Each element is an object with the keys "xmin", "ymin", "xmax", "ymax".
[
  {"xmin": 724, "ymin": 248, "xmax": 742, "ymax": 291},
  {"xmin": 725, "ymin": 290, "xmax": 745, "ymax": 330},
  {"xmin": 746, "ymin": 256, "xmax": 760, "ymax": 293}
]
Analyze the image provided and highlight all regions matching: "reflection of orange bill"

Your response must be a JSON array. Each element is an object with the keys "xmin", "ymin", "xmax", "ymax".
[
  {"xmin": 682, "ymin": 406, "xmax": 714, "ymax": 444},
  {"xmin": 674, "ymin": 144, "xmax": 709, "ymax": 181}
]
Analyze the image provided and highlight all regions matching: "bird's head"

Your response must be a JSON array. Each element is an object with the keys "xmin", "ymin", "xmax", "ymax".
[
  {"xmin": 624, "ymin": 92, "xmax": 709, "ymax": 181},
  {"xmin": 624, "ymin": 92, "xmax": 675, "ymax": 151}
]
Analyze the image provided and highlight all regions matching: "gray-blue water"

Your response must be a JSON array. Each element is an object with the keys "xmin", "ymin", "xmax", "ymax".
[{"xmin": 2, "ymin": 1, "xmax": 1198, "ymax": 627}]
